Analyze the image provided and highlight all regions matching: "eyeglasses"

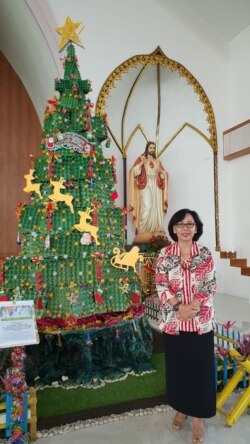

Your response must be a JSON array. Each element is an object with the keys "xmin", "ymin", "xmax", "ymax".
[{"xmin": 175, "ymin": 222, "xmax": 196, "ymax": 229}]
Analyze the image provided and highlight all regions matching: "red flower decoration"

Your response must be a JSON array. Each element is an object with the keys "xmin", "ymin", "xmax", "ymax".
[{"xmin": 110, "ymin": 191, "xmax": 118, "ymax": 200}]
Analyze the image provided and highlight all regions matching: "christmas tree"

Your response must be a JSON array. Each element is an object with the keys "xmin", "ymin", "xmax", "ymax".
[{"xmin": 0, "ymin": 26, "xmax": 152, "ymax": 387}]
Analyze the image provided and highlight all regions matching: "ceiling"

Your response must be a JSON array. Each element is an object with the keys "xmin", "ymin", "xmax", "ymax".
[{"xmin": 184, "ymin": 0, "xmax": 250, "ymax": 41}]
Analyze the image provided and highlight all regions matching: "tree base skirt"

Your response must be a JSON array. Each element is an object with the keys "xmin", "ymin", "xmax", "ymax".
[{"xmin": 25, "ymin": 313, "xmax": 153, "ymax": 388}]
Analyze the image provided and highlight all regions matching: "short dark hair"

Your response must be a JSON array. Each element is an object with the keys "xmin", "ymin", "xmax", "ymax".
[{"xmin": 168, "ymin": 208, "xmax": 203, "ymax": 242}]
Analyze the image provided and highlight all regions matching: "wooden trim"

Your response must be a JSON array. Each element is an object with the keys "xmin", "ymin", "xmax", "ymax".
[
  {"xmin": 241, "ymin": 267, "xmax": 250, "ymax": 276},
  {"xmin": 223, "ymin": 119, "xmax": 250, "ymax": 135},
  {"xmin": 220, "ymin": 251, "xmax": 236, "ymax": 259},
  {"xmin": 223, "ymin": 119, "xmax": 250, "ymax": 160},
  {"xmin": 220, "ymin": 252, "xmax": 250, "ymax": 277},
  {"xmin": 224, "ymin": 147, "xmax": 250, "ymax": 160},
  {"xmin": 230, "ymin": 258, "xmax": 247, "ymax": 267}
]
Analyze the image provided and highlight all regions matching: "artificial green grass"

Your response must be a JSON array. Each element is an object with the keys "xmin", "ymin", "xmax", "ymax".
[{"xmin": 37, "ymin": 353, "xmax": 165, "ymax": 418}]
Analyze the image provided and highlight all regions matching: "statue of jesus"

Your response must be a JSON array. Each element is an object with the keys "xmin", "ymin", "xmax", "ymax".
[{"xmin": 128, "ymin": 141, "xmax": 168, "ymax": 243}]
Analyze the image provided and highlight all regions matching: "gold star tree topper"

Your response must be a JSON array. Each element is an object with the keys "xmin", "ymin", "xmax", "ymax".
[{"xmin": 55, "ymin": 16, "xmax": 84, "ymax": 51}]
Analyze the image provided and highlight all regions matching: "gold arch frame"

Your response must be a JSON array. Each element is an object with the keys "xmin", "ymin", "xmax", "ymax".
[{"xmin": 96, "ymin": 47, "xmax": 220, "ymax": 250}]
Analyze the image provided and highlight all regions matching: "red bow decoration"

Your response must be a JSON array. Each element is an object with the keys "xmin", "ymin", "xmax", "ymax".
[
  {"xmin": 32, "ymin": 256, "xmax": 41, "ymax": 264},
  {"xmin": 36, "ymin": 297, "xmax": 43, "ymax": 310}
]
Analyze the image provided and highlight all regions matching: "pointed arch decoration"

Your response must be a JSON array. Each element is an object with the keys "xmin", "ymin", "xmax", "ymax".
[{"xmin": 96, "ymin": 47, "xmax": 220, "ymax": 249}]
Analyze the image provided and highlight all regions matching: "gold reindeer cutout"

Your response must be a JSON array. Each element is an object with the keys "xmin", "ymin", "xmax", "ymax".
[
  {"xmin": 23, "ymin": 169, "xmax": 42, "ymax": 199},
  {"xmin": 48, "ymin": 177, "xmax": 74, "ymax": 213},
  {"xmin": 73, "ymin": 208, "xmax": 100, "ymax": 245},
  {"xmin": 111, "ymin": 246, "xmax": 144, "ymax": 273}
]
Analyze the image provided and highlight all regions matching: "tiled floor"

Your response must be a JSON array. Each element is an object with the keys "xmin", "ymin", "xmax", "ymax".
[{"xmin": 36, "ymin": 293, "xmax": 250, "ymax": 443}]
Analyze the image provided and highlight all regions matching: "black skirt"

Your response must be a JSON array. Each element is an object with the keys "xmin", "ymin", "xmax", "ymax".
[{"xmin": 163, "ymin": 330, "xmax": 216, "ymax": 418}]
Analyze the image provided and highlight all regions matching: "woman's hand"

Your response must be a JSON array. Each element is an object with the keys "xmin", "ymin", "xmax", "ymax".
[{"xmin": 176, "ymin": 304, "xmax": 197, "ymax": 321}]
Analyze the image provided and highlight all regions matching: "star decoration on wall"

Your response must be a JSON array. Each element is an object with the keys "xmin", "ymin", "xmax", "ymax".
[{"xmin": 55, "ymin": 16, "xmax": 84, "ymax": 51}]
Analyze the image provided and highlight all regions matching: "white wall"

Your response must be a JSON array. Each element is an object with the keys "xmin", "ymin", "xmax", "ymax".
[
  {"xmin": 212, "ymin": 26, "xmax": 250, "ymax": 299},
  {"xmin": 229, "ymin": 26, "xmax": 250, "ymax": 125},
  {"xmin": 225, "ymin": 28, "xmax": 250, "ymax": 261}
]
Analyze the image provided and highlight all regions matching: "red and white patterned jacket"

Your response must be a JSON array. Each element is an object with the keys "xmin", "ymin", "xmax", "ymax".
[{"xmin": 155, "ymin": 242, "xmax": 216, "ymax": 335}]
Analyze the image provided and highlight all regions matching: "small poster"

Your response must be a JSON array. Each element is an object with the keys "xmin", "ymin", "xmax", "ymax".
[{"xmin": 0, "ymin": 300, "xmax": 39, "ymax": 348}]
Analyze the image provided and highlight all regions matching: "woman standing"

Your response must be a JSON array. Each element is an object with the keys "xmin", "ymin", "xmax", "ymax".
[{"xmin": 155, "ymin": 209, "xmax": 216, "ymax": 444}]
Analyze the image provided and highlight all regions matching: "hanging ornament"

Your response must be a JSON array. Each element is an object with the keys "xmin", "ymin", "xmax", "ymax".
[
  {"xmin": 0, "ymin": 293, "xmax": 7, "ymax": 301},
  {"xmin": 44, "ymin": 234, "xmax": 50, "ymax": 249},
  {"xmin": 15, "ymin": 202, "xmax": 24, "ymax": 221},
  {"xmin": 16, "ymin": 230, "xmax": 21, "ymax": 246},
  {"xmin": 46, "ymin": 203, "xmax": 54, "ymax": 231},
  {"xmin": 94, "ymin": 291, "xmax": 104, "ymax": 304},
  {"xmin": 110, "ymin": 155, "xmax": 117, "ymax": 182},
  {"xmin": 47, "ymin": 98, "xmax": 58, "ymax": 114},
  {"xmin": 35, "ymin": 272, "xmax": 43, "ymax": 292},
  {"xmin": 48, "ymin": 158, "xmax": 55, "ymax": 179},
  {"xmin": 0, "ymin": 259, "xmax": 4, "ymax": 284},
  {"xmin": 110, "ymin": 191, "xmax": 118, "ymax": 200},
  {"xmin": 36, "ymin": 296, "xmax": 43, "ymax": 310},
  {"xmin": 29, "ymin": 153, "xmax": 36, "ymax": 169},
  {"xmin": 85, "ymin": 333, "xmax": 93, "ymax": 346},
  {"xmin": 57, "ymin": 333, "xmax": 62, "ymax": 347},
  {"xmin": 46, "ymin": 136, "xmax": 56, "ymax": 149},
  {"xmin": 114, "ymin": 328, "xmax": 120, "ymax": 342},
  {"xmin": 87, "ymin": 167, "xmax": 93, "ymax": 178},
  {"xmin": 80, "ymin": 232, "xmax": 92, "ymax": 245},
  {"xmin": 105, "ymin": 138, "xmax": 111, "ymax": 148},
  {"xmin": 93, "ymin": 255, "xmax": 103, "ymax": 281},
  {"xmin": 131, "ymin": 293, "xmax": 141, "ymax": 304},
  {"xmin": 133, "ymin": 319, "xmax": 138, "ymax": 334},
  {"xmin": 65, "ymin": 181, "xmax": 74, "ymax": 188}
]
